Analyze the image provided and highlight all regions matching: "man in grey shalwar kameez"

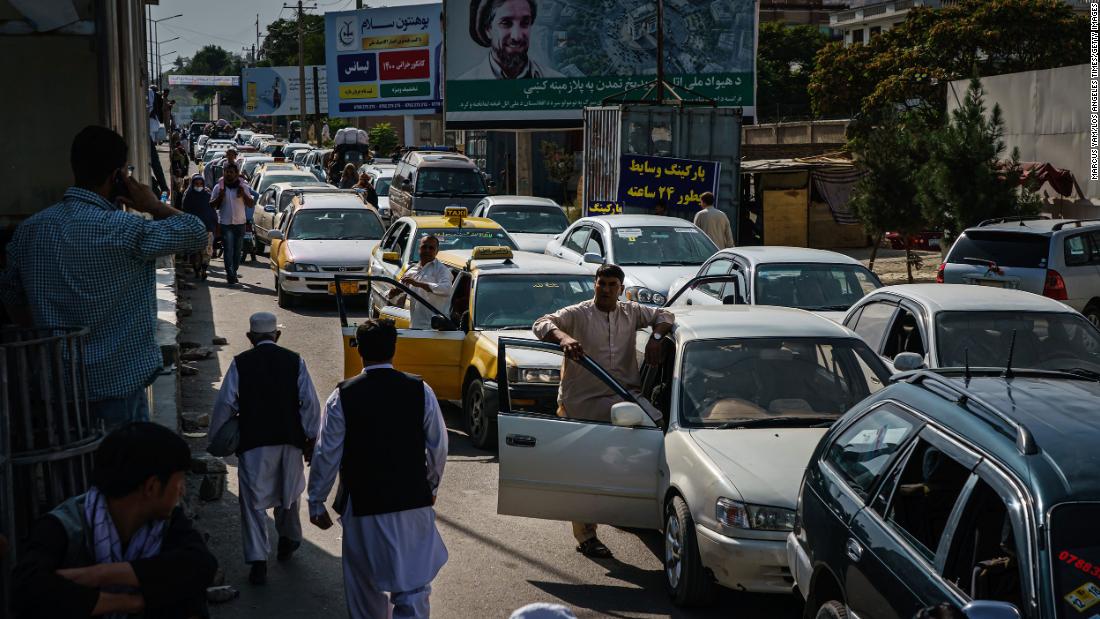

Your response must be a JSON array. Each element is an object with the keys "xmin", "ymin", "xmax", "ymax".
[
  {"xmin": 210, "ymin": 311, "xmax": 321, "ymax": 585},
  {"xmin": 308, "ymin": 318, "xmax": 448, "ymax": 619}
]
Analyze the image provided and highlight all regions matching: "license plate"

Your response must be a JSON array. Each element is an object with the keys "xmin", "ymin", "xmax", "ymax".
[
  {"xmin": 976, "ymin": 279, "xmax": 1005, "ymax": 288},
  {"xmin": 928, "ymin": 238, "xmax": 940, "ymax": 248},
  {"xmin": 328, "ymin": 281, "xmax": 359, "ymax": 295}
]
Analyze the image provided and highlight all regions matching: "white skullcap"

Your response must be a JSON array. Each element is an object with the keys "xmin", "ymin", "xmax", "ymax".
[
  {"xmin": 249, "ymin": 312, "xmax": 278, "ymax": 334},
  {"xmin": 509, "ymin": 604, "xmax": 577, "ymax": 619}
]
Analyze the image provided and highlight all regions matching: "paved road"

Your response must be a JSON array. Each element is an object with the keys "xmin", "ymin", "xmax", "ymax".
[{"xmin": 178, "ymin": 253, "xmax": 803, "ymax": 619}]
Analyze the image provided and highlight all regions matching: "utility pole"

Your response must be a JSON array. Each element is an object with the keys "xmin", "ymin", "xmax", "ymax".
[
  {"xmin": 284, "ymin": 1, "xmax": 316, "ymax": 140},
  {"xmin": 255, "ymin": 14, "xmax": 261, "ymax": 61}
]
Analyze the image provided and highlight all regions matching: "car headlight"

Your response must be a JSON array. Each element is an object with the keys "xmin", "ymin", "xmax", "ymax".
[
  {"xmin": 506, "ymin": 366, "xmax": 561, "ymax": 384},
  {"xmin": 287, "ymin": 262, "xmax": 319, "ymax": 272},
  {"xmin": 624, "ymin": 286, "xmax": 666, "ymax": 305},
  {"xmin": 716, "ymin": 498, "xmax": 796, "ymax": 532}
]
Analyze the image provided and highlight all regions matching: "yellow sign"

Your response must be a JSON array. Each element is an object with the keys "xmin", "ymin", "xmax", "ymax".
[
  {"xmin": 246, "ymin": 82, "xmax": 257, "ymax": 112},
  {"xmin": 470, "ymin": 246, "xmax": 513, "ymax": 260},
  {"xmin": 339, "ymin": 84, "xmax": 379, "ymax": 99},
  {"xmin": 443, "ymin": 206, "xmax": 468, "ymax": 219},
  {"xmin": 1065, "ymin": 581, "xmax": 1100, "ymax": 613},
  {"xmin": 363, "ymin": 33, "xmax": 429, "ymax": 50}
]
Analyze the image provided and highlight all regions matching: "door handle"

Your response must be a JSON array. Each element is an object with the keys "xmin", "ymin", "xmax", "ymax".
[
  {"xmin": 845, "ymin": 538, "xmax": 863, "ymax": 562},
  {"xmin": 506, "ymin": 434, "xmax": 536, "ymax": 447}
]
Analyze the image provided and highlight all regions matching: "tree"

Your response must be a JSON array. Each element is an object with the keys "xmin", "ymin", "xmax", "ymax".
[
  {"xmin": 540, "ymin": 141, "xmax": 575, "ymax": 206},
  {"xmin": 179, "ymin": 45, "xmax": 244, "ymax": 107},
  {"xmin": 809, "ymin": 0, "xmax": 1088, "ymax": 118},
  {"xmin": 260, "ymin": 16, "xmax": 325, "ymax": 67},
  {"xmin": 848, "ymin": 111, "xmax": 928, "ymax": 281},
  {"xmin": 756, "ymin": 23, "xmax": 830, "ymax": 121},
  {"xmin": 917, "ymin": 78, "xmax": 1040, "ymax": 239},
  {"xmin": 368, "ymin": 123, "xmax": 399, "ymax": 158}
]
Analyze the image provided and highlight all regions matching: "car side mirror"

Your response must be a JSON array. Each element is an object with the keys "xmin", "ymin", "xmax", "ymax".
[
  {"xmin": 960, "ymin": 600, "xmax": 1021, "ymax": 619},
  {"xmin": 268, "ymin": 230, "xmax": 284, "ymax": 241},
  {"xmin": 893, "ymin": 352, "xmax": 925, "ymax": 372},
  {"xmin": 264, "ymin": 205, "xmax": 276, "ymax": 213},
  {"xmin": 611, "ymin": 402, "xmax": 646, "ymax": 427},
  {"xmin": 582, "ymin": 252, "xmax": 604, "ymax": 265},
  {"xmin": 382, "ymin": 251, "xmax": 400, "ymax": 264},
  {"xmin": 430, "ymin": 314, "xmax": 456, "ymax": 331}
]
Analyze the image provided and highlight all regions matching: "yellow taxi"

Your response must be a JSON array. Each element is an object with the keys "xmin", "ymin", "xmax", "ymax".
[
  {"xmin": 340, "ymin": 245, "xmax": 596, "ymax": 449},
  {"xmin": 365, "ymin": 207, "xmax": 518, "ymax": 316}
]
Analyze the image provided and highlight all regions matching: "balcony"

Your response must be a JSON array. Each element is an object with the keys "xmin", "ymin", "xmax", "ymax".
[{"xmin": 829, "ymin": 0, "xmax": 939, "ymax": 26}]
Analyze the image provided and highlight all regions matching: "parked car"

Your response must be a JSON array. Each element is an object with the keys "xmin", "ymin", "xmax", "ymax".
[
  {"xmin": 496, "ymin": 297, "xmax": 891, "ymax": 605},
  {"xmin": 303, "ymin": 148, "xmax": 333, "ymax": 183},
  {"xmin": 267, "ymin": 193, "xmax": 386, "ymax": 307},
  {"xmin": 788, "ymin": 366, "xmax": 1100, "ymax": 619},
  {"xmin": 239, "ymin": 155, "xmax": 275, "ymax": 181},
  {"xmin": 281, "ymin": 142, "xmax": 312, "ymax": 161},
  {"xmin": 844, "ymin": 283, "xmax": 1100, "ymax": 373},
  {"xmin": 251, "ymin": 167, "xmax": 320, "ymax": 195},
  {"xmin": 292, "ymin": 148, "xmax": 313, "ymax": 166},
  {"xmin": 939, "ymin": 217, "xmax": 1100, "ymax": 324},
  {"xmin": 388, "ymin": 151, "xmax": 489, "ymax": 218},
  {"xmin": 253, "ymin": 181, "xmax": 339, "ymax": 245},
  {"xmin": 471, "ymin": 196, "xmax": 569, "ymax": 253},
  {"xmin": 359, "ymin": 164, "xmax": 396, "ymax": 221},
  {"xmin": 248, "ymin": 133, "xmax": 275, "ymax": 149},
  {"xmin": 667, "ymin": 247, "xmax": 882, "ymax": 322},
  {"xmin": 233, "ymin": 129, "xmax": 255, "ymax": 146},
  {"xmin": 545, "ymin": 215, "xmax": 718, "ymax": 305}
]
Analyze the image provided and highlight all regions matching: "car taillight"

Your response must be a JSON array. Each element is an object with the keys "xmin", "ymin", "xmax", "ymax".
[
  {"xmin": 1044, "ymin": 269, "xmax": 1068, "ymax": 300},
  {"xmin": 935, "ymin": 262, "xmax": 945, "ymax": 284}
]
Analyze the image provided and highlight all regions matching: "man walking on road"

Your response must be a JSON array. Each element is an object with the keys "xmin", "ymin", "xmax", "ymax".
[
  {"xmin": 210, "ymin": 161, "xmax": 255, "ymax": 285},
  {"xmin": 0, "ymin": 126, "xmax": 207, "ymax": 429},
  {"xmin": 308, "ymin": 319, "xmax": 448, "ymax": 619},
  {"xmin": 532, "ymin": 264, "xmax": 674, "ymax": 558},
  {"xmin": 692, "ymin": 191, "xmax": 734, "ymax": 249},
  {"xmin": 388, "ymin": 235, "xmax": 453, "ymax": 329},
  {"xmin": 209, "ymin": 312, "xmax": 321, "ymax": 586}
]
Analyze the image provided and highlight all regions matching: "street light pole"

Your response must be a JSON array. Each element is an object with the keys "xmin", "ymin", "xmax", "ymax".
[
  {"xmin": 156, "ymin": 37, "xmax": 179, "ymax": 90},
  {"xmin": 148, "ymin": 14, "xmax": 183, "ymax": 89}
]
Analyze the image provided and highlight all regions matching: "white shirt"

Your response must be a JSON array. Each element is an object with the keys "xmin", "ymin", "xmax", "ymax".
[
  {"xmin": 403, "ymin": 259, "xmax": 453, "ymax": 329},
  {"xmin": 209, "ymin": 178, "xmax": 253, "ymax": 226},
  {"xmin": 307, "ymin": 364, "xmax": 449, "ymax": 590}
]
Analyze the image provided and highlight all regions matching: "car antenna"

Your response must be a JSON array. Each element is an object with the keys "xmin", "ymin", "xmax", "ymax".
[
  {"xmin": 964, "ymin": 348, "xmax": 971, "ymax": 384},
  {"xmin": 1003, "ymin": 329, "xmax": 1017, "ymax": 379}
]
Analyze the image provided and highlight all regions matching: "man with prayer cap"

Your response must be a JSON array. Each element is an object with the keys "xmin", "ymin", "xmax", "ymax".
[{"xmin": 209, "ymin": 311, "xmax": 321, "ymax": 585}]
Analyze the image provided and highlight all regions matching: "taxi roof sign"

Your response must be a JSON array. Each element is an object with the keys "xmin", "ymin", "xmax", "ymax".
[
  {"xmin": 469, "ymin": 246, "xmax": 514, "ymax": 261},
  {"xmin": 443, "ymin": 206, "xmax": 468, "ymax": 219}
]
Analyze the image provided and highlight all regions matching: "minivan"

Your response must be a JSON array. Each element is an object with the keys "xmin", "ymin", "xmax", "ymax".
[{"xmin": 388, "ymin": 151, "xmax": 489, "ymax": 219}]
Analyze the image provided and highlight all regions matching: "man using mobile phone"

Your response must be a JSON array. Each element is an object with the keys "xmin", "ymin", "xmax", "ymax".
[{"xmin": 0, "ymin": 126, "xmax": 208, "ymax": 430}]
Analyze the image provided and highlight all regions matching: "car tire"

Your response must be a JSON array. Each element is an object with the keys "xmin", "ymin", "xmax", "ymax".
[
  {"xmin": 276, "ymin": 278, "xmax": 295, "ymax": 308},
  {"xmin": 464, "ymin": 378, "xmax": 497, "ymax": 451},
  {"xmin": 814, "ymin": 601, "xmax": 848, "ymax": 619},
  {"xmin": 1085, "ymin": 302, "xmax": 1100, "ymax": 329},
  {"xmin": 664, "ymin": 495, "xmax": 715, "ymax": 606}
]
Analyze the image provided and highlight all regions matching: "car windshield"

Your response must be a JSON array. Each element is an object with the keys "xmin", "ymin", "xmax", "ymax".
[
  {"xmin": 487, "ymin": 205, "xmax": 568, "ymax": 234},
  {"xmin": 679, "ymin": 337, "xmax": 888, "ymax": 428},
  {"xmin": 411, "ymin": 228, "xmax": 517, "ymax": 261},
  {"xmin": 611, "ymin": 226, "xmax": 717, "ymax": 266},
  {"xmin": 257, "ymin": 173, "xmax": 314, "ymax": 193},
  {"xmin": 415, "ymin": 168, "xmax": 486, "ymax": 195},
  {"xmin": 243, "ymin": 159, "xmax": 273, "ymax": 176},
  {"xmin": 474, "ymin": 275, "xmax": 596, "ymax": 329},
  {"xmin": 1051, "ymin": 503, "xmax": 1100, "ymax": 619},
  {"xmin": 935, "ymin": 311, "xmax": 1100, "ymax": 372},
  {"xmin": 755, "ymin": 263, "xmax": 883, "ymax": 311},
  {"xmin": 287, "ymin": 209, "xmax": 383, "ymax": 241},
  {"xmin": 375, "ymin": 177, "xmax": 392, "ymax": 194},
  {"xmin": 202, "ymin": 150, "xmax": 223, "ymax": 162},
  {"xmin": 946, "ymin": 231, "xmax": 1049, "ymax": 268}
]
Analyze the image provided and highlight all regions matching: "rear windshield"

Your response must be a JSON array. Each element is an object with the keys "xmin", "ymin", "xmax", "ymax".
[
  {"xmin": 415, "ymin": 168, "xmax": 486, "ymax": 196},
  {"xmin": 1051, "ymin": 503, "xmax": 1100, "ymax": 619},
  {"xmin": 946, "ymin": 231, "xmax": 1049, "ymax": 268}
]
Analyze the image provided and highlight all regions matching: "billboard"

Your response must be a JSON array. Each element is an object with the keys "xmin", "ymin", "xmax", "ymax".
[
  {"xmin": 617, "ymin": 154, "xmax": 719, "ymax": 212},
  {"xmin": 324, "ymin": 4, "xmax": 443, "ymax": 117},
  {"xmin": 445, "ymin": 0, "xmax": 756, "ymax": 126},
  {"xmin": 168, "ymin": 75, "xmax": 239, "ymax": 86},
  {"xmin": 242, "ymin": 66, "xmax": 328, "ymax": 116}
]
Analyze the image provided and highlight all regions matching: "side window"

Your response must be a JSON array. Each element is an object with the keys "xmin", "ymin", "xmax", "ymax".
[
  {"xmin": 1065, "ymin": 234, "xmax": 1091, "ymax": 266},
  {"xmin": 384, "ymin": 224, "xmax": 407, "ymax": 252},
  {"xmin": 701, "ymin": 259, "xmax": 733, "ymax": 298},
  {"xmin": 564, "ymin": 227, "xmax": 590, "ymax": 254},
  {"xmin": 882, "ymin": 307, "xmax": 926, "ymax": 359},
  {"xmin": 942, "ymin": 477, "xmax": 1024, "ymax": 608},
  {"xmin": 851, "ymin": 302, "xmax": 897, "ymax": 353},
  {"xmin": 1089, "ymin": 232, "xmax": 1100, "ymax": 263},
  {"xmin": 584, "ymin": 228, "xmax": 604, "ymax": 256},
  {"xmin": 448, "ymin": 272, "xmax": 471, "ymax": 323},
  {"xmin": 824, "ymin": 404, "xmax": 918, "ymax": 500},
  {"xmin": 393, "ymin": 225, "xmax": 412, "ymax": 256},
  {"xmin": 882, "ymin": 438, "xmax": 972, "ymax": 561},
  {"xmin": 640, "ymin": 339, "xmax": 675, "ymax": 425}
]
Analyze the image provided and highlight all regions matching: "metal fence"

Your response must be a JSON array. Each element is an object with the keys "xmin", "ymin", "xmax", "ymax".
[{"xmin": 0, "ymin": 326, "xmax": 101, "ymax": 607}]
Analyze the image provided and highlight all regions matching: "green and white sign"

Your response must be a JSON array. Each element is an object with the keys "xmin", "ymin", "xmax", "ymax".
[{"xmin": 444, "ymin": 0, "xmax": 756, "ymax": 126}]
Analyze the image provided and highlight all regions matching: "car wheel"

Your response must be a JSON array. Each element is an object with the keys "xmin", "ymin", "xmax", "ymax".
[
  {"xmin": 814, "ymin": 601, "xmax": 848, "ymax": 619},
  {"xmin": 1085, "ymin": 303, "xmax": 1100, "ymax": 328},
  {"xmin": 664, "ymin": 495, "xmax": 715, "ymax": 606},
  {"xmin": 464, "ymin": 378, "xmax": 497, "ymax": 450},
  {"xmin": 276, "ymin": 278, "xmax": 295, "ymax": 308}
]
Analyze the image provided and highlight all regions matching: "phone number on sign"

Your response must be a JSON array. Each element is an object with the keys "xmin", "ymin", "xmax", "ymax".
[{"xmin": 1060, "ymin": 550, "xmax": 1100, "ymax": 578}]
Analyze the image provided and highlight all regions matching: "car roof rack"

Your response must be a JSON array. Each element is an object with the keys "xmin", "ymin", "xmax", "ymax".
[
  {"xmin": 976, "ymin": 215, "xmax": 1051, "ymax": 227},
  {"xmin": 1051, "ymin": 219, "xmax": 1100, "ymax": 231},
  {"xmin": 903, "ymin": 369, "xmax": 1038, "ymax": 455}
]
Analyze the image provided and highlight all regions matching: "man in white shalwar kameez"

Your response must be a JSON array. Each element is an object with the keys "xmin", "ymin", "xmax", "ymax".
[
  {"xmin": 209, "ymin": 311, "xmax": 321, "ymax": 585},
  {"xmin": 308, "ymin": 318, "xmax": 448, "ymax": 619}
]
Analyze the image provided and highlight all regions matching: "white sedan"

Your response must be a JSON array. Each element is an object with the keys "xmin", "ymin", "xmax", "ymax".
[
  {"xmin": 545, "ymin": 215, "xmax": 718, "ymax": 305},
  {"xmin": 496, "ymin": 297, "xmax": 891, "ymax": 605},
  {"xmin": 472, "ymin": 196, "xmax": 569, "ymax": 253}
]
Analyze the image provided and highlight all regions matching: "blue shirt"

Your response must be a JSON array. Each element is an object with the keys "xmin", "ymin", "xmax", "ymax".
[{"xmin": 0, "ymin": 188, "xmax": 207, "ymax": 400}]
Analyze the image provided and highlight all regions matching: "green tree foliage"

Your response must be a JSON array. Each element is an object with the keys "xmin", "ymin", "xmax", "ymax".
[
  {"xmin": 810, "ymin": 0, "xmax": 1087, "ymax": 117},
  {"xmin": 178, "ymin": 45, "xmax": 244, "ymax": 106},
  {"xmin": 368, "ymin": 123, "xmax": 399, "ymax": 158},
  {"xmin": 848, "ymin": 111, "xmax": 929, "ymax": 279},
  {"xmin": 756, "ymin": 22, "xmax": 829, "ymax": 121},
  {"xmin": 540, "ymin": 141, "xmax": 576, "ymax": 206},
  {"xmin": 917, "ymin": 78, "xmax": 1040, "ymax": 237},
  {"xmin": 260, "ymin": 15, "xmax": 326, "ymax": 67}
]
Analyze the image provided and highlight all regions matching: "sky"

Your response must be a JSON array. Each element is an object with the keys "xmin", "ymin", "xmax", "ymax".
[{"xmin": 149, "ymin": 0, "xmax": 426, "ymax": 64}]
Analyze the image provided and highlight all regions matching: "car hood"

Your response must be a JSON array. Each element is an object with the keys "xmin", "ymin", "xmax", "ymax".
[
  {"xmin": 286, "ymin": 239, "xmax": 379, "ymax": 265},
  {"xmin": 479, "ymin": 330, "xmax": 562, "ymax": 369},
  {"xmin": 624, "ymin": 265, "xmax": 704, "ymax": 296},
  {"xmin": 689, "ymin": 427, "xmax": 828, "ymax": 508},
  {"xmin": 510, "ymin": 232, "xmax": 557, "ymax": 253}
]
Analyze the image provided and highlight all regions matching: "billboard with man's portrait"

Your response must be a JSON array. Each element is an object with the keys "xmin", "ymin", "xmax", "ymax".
[{"xmin": 445, "ymin": 0, "xmax": 756, "ymax": 126}]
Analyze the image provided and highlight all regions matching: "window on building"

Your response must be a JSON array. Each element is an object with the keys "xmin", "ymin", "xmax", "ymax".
[
  {"xmin": 851, "ymin": 28, "xmax": 865, "ymax": 44},
  {"xmin": 869, "ymin": 26, "xmax": 882, "ymax": 38}
]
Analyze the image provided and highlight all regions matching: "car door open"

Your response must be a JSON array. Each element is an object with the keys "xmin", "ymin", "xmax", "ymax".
[{"xmin": 495, "ymin": 337, "xmax": 664, "ymax": 530}]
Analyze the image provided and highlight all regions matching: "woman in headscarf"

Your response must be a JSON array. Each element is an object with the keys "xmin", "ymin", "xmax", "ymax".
[
  {"xmin": 181, "ymin": 174, "xmax": 217, "ymax": 280},
  {"xmin": 352, "ymin": 171, "xmax": 378, "ymax": 207},
  {"xmin": 339, "ymin": 163, "xmax": 358, "ymax": 189}
]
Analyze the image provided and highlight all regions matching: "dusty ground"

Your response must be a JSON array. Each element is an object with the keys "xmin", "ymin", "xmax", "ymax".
[{"xmin": 840, "ymin": 247, "xmax": 942, "ymax": 286}]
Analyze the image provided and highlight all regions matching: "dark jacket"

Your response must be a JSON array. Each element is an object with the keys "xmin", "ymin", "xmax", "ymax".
[
  {"xmin": 181, "ymin": 176, "xmax": 217, "ymax": 232},
  {"xmin": 11, "ymin": 495, "xmax": 218, "ymax": 618}
]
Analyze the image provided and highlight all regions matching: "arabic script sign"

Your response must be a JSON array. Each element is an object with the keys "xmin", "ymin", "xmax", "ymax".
[
  {"xmin": 617, "ymin": 154, "xmax": 719, "ymax": 212},
  {"xmin": 169, "ymin": 75, "xmax": 239, "ymax": 86},
  {"xmin": 324, "ymin": 3, "xmax": 442, "ymax": 117}
]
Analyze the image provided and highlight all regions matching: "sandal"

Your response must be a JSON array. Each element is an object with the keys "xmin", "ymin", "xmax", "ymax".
[{"xmin": 576, "ymin": 537, "xmax": 613, "ymax": 558}]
